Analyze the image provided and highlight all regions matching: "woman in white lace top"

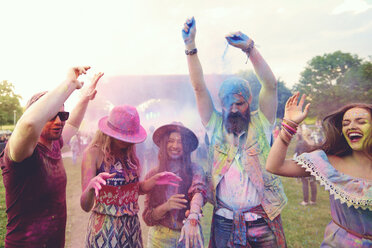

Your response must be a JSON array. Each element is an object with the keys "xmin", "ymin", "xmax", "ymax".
[{"xmin": 266, "ymin": 92, "xmax": 372, "ymax": 247}]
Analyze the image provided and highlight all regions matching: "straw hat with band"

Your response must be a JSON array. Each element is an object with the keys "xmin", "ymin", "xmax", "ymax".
[
  {"xmin": 152, "ymin": 122, "xmax": 199, "ymax": 152},
  {"xmin": 98, "ymin": 105, "xmax": 147, "ymax": 144}
]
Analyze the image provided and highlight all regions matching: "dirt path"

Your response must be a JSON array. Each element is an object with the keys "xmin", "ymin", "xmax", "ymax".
[{"xmin": 63, "ymin": 155, "xmax": 149, "ymax": 248}]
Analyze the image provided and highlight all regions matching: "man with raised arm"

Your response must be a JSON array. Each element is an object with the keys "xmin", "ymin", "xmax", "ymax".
[
  {"xmin": 182, "ymin": 17, "xmax": 287, "ymax": 248},
  {"xmin": 0, "ymin": 67, "xmax": 102, "ymax": 248}
]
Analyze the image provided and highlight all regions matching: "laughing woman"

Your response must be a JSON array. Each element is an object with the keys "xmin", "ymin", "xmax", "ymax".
[{"xmin": 266, "ymin": 92, "xmax": 372, "ymax": 248}]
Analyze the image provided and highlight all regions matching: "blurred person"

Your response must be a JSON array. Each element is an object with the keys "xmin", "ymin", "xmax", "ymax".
[
  {"xmin": 143, "ymin": 122, "xmax": 206, "ymax": 248},
  {"xmin": 266, "ymin": 92, "xmax": 372, "ymax": 247},
  {"xmin": 194, "ymin": 129, "xmax": 209, "ymax": 168},
  {"xmin": 311, "ymin": 118, "xmax": 324, "ymax": 145},
  {"xmin": 80, "ymin": 105, "xmax": 181, "ymax": 248},
  {"xmin": 0, "ymin": 67, "xmax": 100, "ymax": 247},
  {"xmin": 0, "ymin": 133, "xmax": 9, "ymax": 153},
  {"xmin": 69, "ymin": 132, "xmax": 82, "ymax": 164},
  {"xmin": 182, "ymin": 17, "xmax": 287, "ymax": 247},
  {"xmin": 0, "ymin": 140, "xmax": 6, "ymax": 153},
  {"xmin": 295, "ymin": 126, "xmax": 317, "ymax": 206},
  {"xmin": 143, "ymin": 125, "xmax": 158, "ymax": 175}
]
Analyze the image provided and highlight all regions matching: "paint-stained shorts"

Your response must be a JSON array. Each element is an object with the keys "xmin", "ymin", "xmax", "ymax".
[{"xmin": 147, "ymin": 225, "xmax": 180, "ymax": 248}]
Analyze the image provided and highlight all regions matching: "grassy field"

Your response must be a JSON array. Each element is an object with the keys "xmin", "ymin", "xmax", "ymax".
[
  {"xmin": 0, "ymin": 146, "xmax": 331, "ymax": 247},
  {"xmin": 0, "ymin": 125, "xmax": 14, "ymax": 131}
]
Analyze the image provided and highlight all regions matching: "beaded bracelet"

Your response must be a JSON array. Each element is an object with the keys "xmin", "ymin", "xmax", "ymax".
[
  {"xmin": 185, "ymin": 48, "xmax": 198, "ymax": 55},
  {"xmin": 242, "ymin": 40, "xmax": 255, "ymax": 64},
  {"xmin": 242, "ymin": 40, "xmax": 255, "ymax": 56}
]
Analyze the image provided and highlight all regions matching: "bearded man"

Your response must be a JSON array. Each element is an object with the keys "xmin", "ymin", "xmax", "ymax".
[{"xmin": 182, "ymin": 17, "xmax": 287, "ymax": 248}]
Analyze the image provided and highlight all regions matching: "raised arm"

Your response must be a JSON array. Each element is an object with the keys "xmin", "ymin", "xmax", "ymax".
[
  {"xmin": 63, "ymin": 72, "xmax": 103, "ymax": 144},
  {"xmin": 266, "ymin": 92, "xmax": 311, "ymax": 177},
  {"xmin": 226, "ymin": 33, "xmax": 277, "ymax": 124},
  {"xmin": 8, "ymin": 66, "xmax": 90, "ymax": 162},
  {"xmin": 182, "ymin": 17, "xmax": 214, "ymax": 126}
]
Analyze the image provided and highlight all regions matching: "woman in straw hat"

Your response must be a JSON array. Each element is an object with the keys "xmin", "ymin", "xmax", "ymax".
[
  {"xmin": 143, "ymin": 122, "xmax": 207, "ymax": 248},
  {"xmin": 80, "ymin": 105, "xmax": 181, "ymax": 248},
  {"xmin": 266, "ymin": 93, "xmax": 372, "ymax": 247}
]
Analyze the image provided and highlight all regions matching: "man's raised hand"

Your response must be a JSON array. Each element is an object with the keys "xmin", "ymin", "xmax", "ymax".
[
  {"xmin": 67, "ymin": 66, "xmax": 91, "ymax": 89},
  {"xmin": 182, "ymin": 17, "xmax": 196, "ymax": 46},
  {"xmin": 225, "ymin": 31, "xmax": 251, "ymax": 50}
]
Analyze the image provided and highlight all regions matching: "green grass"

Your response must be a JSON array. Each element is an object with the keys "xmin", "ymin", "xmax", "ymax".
[
  {"xmin": 0, "ymin": 125, "xmax": 14, "ymax": 131},
  {"xmin": 280, "ymin": 177, "xmax": 331, "ymax": 247}
]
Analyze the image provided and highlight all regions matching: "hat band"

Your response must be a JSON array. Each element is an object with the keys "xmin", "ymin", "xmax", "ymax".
[{"xmin": 107, "ymin": 121, "xmax": 138, "ymax": 135}]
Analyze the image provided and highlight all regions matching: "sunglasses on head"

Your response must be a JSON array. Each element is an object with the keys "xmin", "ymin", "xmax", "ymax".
[{"xmin": 51, "ymin": 111, "xmax": 69, "ymax": 121}]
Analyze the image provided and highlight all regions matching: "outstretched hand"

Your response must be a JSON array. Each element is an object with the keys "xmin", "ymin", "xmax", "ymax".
[
  {"xmin": 179, "ymin": 217, "xmax": 204, "ymax": 248},
  {"xmin": 66, "ymin": 66, "xmax": 91, "ymax": 89},
  {"xmin": 182, "ymin": 17, "xmax": 196, "ymax": 45},
  {"xmin": 81, "ymin": 72, "xmax": 104, "ymax": 101},
  {"xmin": 154, "ymin": 171, "xmax": 182, "ymax": 187},
  {"xmin": 284, "ymin": 92, "xmax": 310, "ymax": 124},
  {"xmin": 87, "ymin": 172, "xmax": 116, "ymax": 197},
  {"xmin": 225, "ymin": 31, "xmax": 251, "ymax": 50}
]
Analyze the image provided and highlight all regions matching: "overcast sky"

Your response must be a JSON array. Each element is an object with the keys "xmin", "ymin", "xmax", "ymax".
[{"xmin": 1, "ymin": 0, "xmax": 371, "ymax": 109}]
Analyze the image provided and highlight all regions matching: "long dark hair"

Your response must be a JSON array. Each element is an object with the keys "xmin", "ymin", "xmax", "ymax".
[
  {"xmin": 157, "ymin": 130, "xmax": 193, "ymax": 189},
  {"xmin": 321, "ymin": 103, "xmax": 372, "ymax": 157}
]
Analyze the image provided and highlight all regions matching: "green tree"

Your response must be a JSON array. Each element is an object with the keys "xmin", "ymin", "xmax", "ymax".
[
  {"xmin": 294, "ymin": 51, "xmax": 371, "ymax": 117},
  {"xmin": 0, "ymin": 80, "xmax": 23, "ymax": 125},
  {"xmin": 338, "ymin": 61, "xmax": 372, "ymax": 105},
  {"xmin": 237, "ymin": 70, "xmax": 292, "ymax": 118},
  {"xmin": 277, "ymin": 79, "xmax": 293, "ymax": 118}
]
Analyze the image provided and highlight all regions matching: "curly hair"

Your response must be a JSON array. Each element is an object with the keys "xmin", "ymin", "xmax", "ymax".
[{"xmin": 321, "ymin": 103, "xmax": 372, "ymax": 157}]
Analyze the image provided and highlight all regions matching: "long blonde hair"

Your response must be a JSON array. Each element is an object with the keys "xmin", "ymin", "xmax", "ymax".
[{"xmin": 86, "ymin": 130, "xmax": 140, "ymax": 173}]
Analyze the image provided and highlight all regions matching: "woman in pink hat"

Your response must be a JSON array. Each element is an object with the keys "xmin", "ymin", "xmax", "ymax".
[
  {"xmin": 80, "ymin": 105, "xmax": 181, "ymax": 248},
  {"xmin": 143, "ymin": 122, "xmax": 207, "ymax": 248}
]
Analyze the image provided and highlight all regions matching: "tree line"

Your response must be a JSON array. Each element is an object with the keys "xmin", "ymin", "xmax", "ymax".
[
  {"xmin": 0, "ymin": 81, "xmax": 22, "ymax": 126},
  {"xmin": 239, "ymin": 50, "xmax": 371, "ymax": 119},
  {"xmin": 1, "ymin": 51, "xmax": 371, "ymax": 125}
]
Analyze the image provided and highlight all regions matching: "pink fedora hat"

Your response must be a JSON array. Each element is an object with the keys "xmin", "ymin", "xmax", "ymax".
[
  {"xmin": 153, "ymin": 122, "xmax": 198, "ymax": 152},
  {"xmin": 98, "ymin": 105, "xmax": 147, "ymax": 144}
]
